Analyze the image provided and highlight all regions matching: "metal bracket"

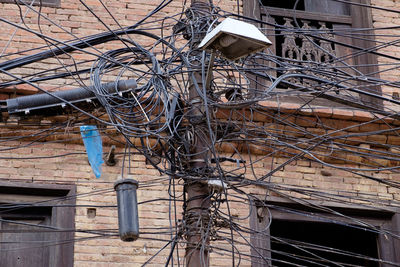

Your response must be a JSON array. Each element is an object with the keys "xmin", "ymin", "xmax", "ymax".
[{"xmin": 104, "ymin": 145, "xmax": 117, "ymax": 166}]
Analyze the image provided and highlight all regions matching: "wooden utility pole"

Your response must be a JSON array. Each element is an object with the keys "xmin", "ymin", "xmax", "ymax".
[{"xmin": 185, "ymin": 0, "xmax": 212, "ymax": 266}]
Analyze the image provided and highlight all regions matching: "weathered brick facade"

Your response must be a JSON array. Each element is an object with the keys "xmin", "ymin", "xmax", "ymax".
[{"xmin": 1, "ymin": 0, "xmax": 400, "ymax": 266}]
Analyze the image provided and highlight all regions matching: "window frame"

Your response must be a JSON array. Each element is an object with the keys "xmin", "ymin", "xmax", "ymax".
[
  {"xmin": 0, "ymin": 0, "xmax": 60, "ymax": 8},
  {"xmin": 250, "ymin": 197, "xmax": 400, "ymax": 267},
  {"xmin": 243, "ymin": 0, "xmax": 382, "ymax": 108},
  {"xmin": 0, "ymin": 181, "xmax": 76, "ymax": 267}
]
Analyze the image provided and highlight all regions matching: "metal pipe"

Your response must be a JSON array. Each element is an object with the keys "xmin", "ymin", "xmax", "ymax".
[{"xmin": 6, "ymin": 79, "xmax": 137, "ymax": 114}]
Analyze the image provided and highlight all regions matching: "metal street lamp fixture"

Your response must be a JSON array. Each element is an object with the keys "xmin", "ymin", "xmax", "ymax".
[
  {"xmin": 198, "ymin": 17, "xmax": 272, "ymax": 91},
  {"xmin": 197, "ymin": 18, "xmax": 272, "ymax": 192},
  {"xmin": 198, "ymin": 17, "xmax": 272, "ymax": 61}
]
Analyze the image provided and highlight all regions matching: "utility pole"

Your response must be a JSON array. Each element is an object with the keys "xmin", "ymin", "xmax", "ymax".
[{"xmin": 184, "ymin": 0, "xmax": 212, "ymax": 266}]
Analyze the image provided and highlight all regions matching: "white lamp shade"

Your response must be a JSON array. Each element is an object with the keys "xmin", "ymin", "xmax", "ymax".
[{"xmin": 198, "ymin": 18, "xmax": 272, "ymax": 60}]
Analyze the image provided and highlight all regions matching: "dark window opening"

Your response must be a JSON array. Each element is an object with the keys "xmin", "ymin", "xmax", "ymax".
[
  {"xmin": 0, "ymin": 182, "xmax": 75, "ymax": 267},
  {"xmin": 270, "ymin": 220, "xmax": 379, "ymax": 267},
  {"xmin": 0, "ymin": 208, "xmax": 52, "ymax": 267},
  {"xmin": 250, "ymin": 200, "xmax": 400, "ymax": 267},
  {"xmin": 261, "ymin": 0, "xmax": 305, "ymax": 11},
  {"xmin": 244, "ymin": 0, "xmax": 381, "ymax": 107},
  {"xmin": 261, "ymin": 0, "xmax": 350, "ymax": 16},
  {"xmin": 261, "ymin": 0, "xmax": 352, "ymax": 93}
]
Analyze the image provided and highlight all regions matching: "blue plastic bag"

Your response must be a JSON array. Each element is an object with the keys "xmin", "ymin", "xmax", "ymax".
[{"xmin": 80, "ymin": 125, "xmax": 104, "ymax": 178}]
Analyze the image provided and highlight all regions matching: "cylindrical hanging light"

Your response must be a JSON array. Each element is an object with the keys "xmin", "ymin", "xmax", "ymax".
[{"xmin": 114, "ymin": 178, "xmax": 139, "ymax": 242}]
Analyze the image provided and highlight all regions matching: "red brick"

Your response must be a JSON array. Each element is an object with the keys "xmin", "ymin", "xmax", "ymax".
[
  {"xmin": 312, "ymin": 107, "xmax": 332, "ymax": 118},
  {"xmin": 353, "ymin": 110, "xmax": 374, "ymax": 122},
  {"xmin": 388, "ymin": 136, "xmax": 400, "ymax": 146},
  {"xmin": 331, "ymin": 109, "xmax": 353, "ymax": 120}
]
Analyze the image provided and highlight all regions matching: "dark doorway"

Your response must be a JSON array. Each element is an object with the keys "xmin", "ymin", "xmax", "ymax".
[
  {"xmin": 0, "ymin": 182, "xmax": 75, "ymax": 267},
  {"xmin": 270, "ymin": 220, "xmax": 379, "ymax": 266},
  {"xmin": 0, "ymin": 207, "xmax": 52, "ymax": 267}
]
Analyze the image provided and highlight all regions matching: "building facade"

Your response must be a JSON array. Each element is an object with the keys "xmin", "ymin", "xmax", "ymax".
[{"xmin": 1, "ymin": 0, "xmax": 400, "ymax": 266}]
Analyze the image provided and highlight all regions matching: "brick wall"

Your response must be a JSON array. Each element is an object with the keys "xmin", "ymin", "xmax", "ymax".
[
  {"xmin": 371, "ymin": 0, "xmax": 400, "ymax": 112},
  {"xmin": 1, "ymin": 105, "xmax": 399, "ymax": 265},
  {"xmin": 1, "ymin": 0, "xmax": 400, "ymax": 266}
]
